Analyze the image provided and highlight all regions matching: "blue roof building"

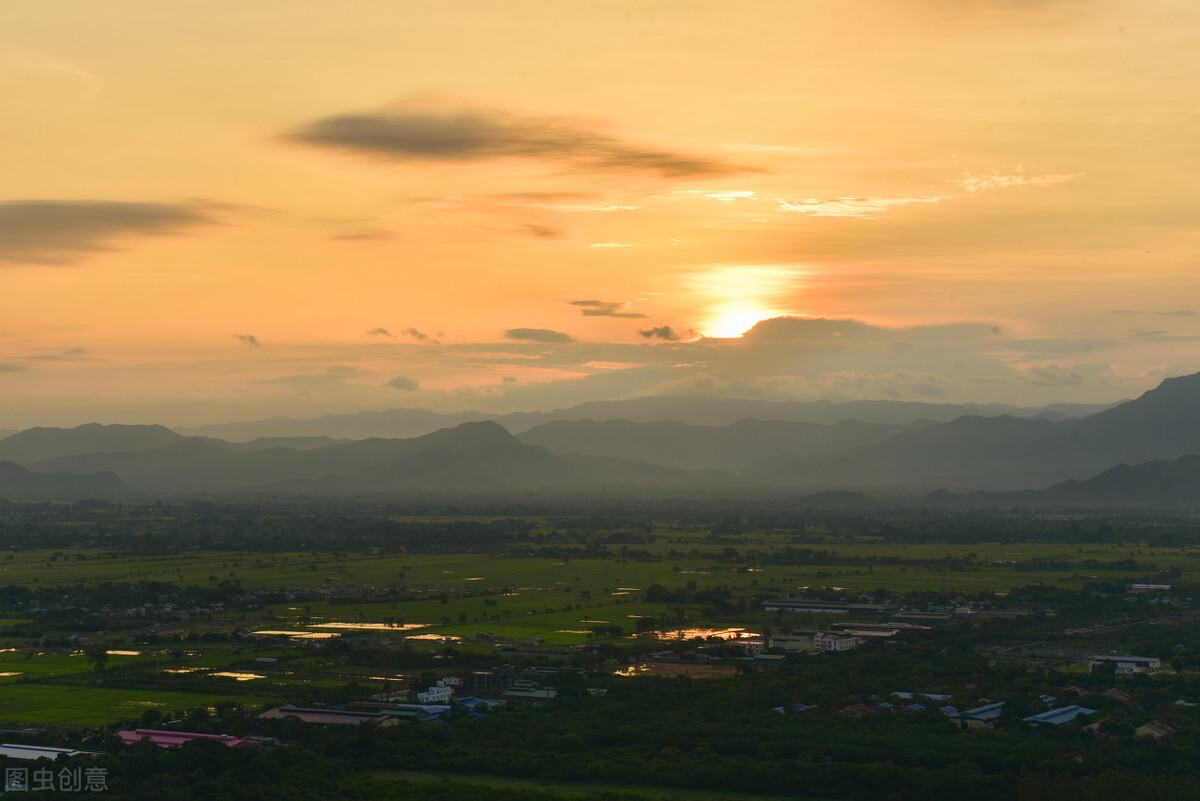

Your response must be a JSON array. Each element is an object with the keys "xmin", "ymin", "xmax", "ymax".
[{"xmin": 1023, "ymin": 706, "xmax": 1097, "ymax": 726}]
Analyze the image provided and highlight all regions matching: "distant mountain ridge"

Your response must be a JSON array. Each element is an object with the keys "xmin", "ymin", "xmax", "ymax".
[
  {"xmin": 175, "ymin": 396, "xmax": 1113, "ymax": 442},
  {"xmin": 0, "ymin": 461, "xmax": 125, "ymax": 499},
  {"xmin": 24, "ymin": 421, "xmax": 716, "ymax": 495},
  {"xmin": 930, "ymin": 454, "xmax": 1200, "ymax": 510},
  {"xmin": 2, "ymin": 373, "xmax": 1199, "ymax": 506},
  {"xmin": 758, "ymin": 373, "xmax": 1200, "ymax": 492}
]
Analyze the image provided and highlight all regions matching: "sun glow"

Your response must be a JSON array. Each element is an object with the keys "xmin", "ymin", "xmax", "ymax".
[
  {"xmin": 704, "ymin": 303, "xmax": 780, "ymax": 338},
  {"xmin": 688, "ymin": 265, "xmax": 806, "ymax": 338}
]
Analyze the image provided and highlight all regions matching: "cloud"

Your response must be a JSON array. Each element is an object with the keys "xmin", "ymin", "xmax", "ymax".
[
  {"xmin": 27, "ymin": 347, "xmax": 89, "ymax": 362},
  {"xmin": 1108, "ymin": 309, "xmax": 1196, "ymax": 318},
  {"xmin": 957, "ymin": 170, "xmax": 1079, "ymax": 193},
  {"xmin": 776, "ymin": 196, "xmax": 942, "ymax": 218},
  {"xmin": 385, "ymin": 376, "xmax": 420, "ymax": 391},
  {"xmin": 674, "ymin": 189, "xmax": 757, "ymax": 203},
  {"xmin": 571, "ymin": 300, "xmax": 645, "ymax": 319},
  {"xmin": 0, "ymin": 362, "xmax": 28, "ymax": 373},
  {"xmin": 284, "ymin": 100, "xmax": 746, "ymax": 177},
  {"xmin": 0, "ymin": 200, "xmax": 211, "ymax": 265},
  {"xmin": 402, "ymin": 327, "xmax": 431, "ymax": 341},
  {"xmin": 257, "ymin": 365, "xmax": 367, "ymax": 387},
  {"xmin": 233, "ymin": 334, "xmax": 261, "ymax": 348},
  {"xmin": 588, "ymin": 242, "xmax": 633, "ymax": 249},
  {"xmin": 1027, "ymin": 364, "xmax": 1084, "ymax": 387},
  {"xmin": 504, "ymin": 328, "xmax": 575, "ymax": 344},
  {"xmin": 366, "ymin": 328, "xmax": 394, "ymax": 337},
  {"xmin": 522, "ymin": 223, "xmax": 562, "ymax": 239},
  {"xmin": 639, "ymin": 325, "xmax": 682, "ymax": 341}
]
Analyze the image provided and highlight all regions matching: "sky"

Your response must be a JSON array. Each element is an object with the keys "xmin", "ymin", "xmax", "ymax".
[{"xmin": 2, "ymin": 0, "xmax": 1199, "ymax": 428}]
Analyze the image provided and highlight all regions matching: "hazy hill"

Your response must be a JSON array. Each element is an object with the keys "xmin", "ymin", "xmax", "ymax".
[
  {"xmin": 176, "ymin": 396, "xmax": 1110, "ymax": 442},
  {"xmin": 758, "ymin": 373, "xmax": 1200, "ymax": 492},
  {"xmin": 929, "ymin": 454, "xmax": 1200, "ymax": 510},
  {"xmin": 0, "ymin": 423, "xmax": 182, "ymax": 465},
  {"xmin": 0, "ymin": 461, "xmax": 125, "ymax": 499},
  {"xmin": 518, "ymin": 418, "xmax": 914, "ymax": 470},
  {"xmin": 33, "ymin": 421, "xmax": 714, "ymax": 494}
]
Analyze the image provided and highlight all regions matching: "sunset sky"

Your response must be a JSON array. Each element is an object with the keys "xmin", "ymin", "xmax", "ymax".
[{"xmin": 2, "ymin": 0, "xmax": 1199, "ymax": 427}]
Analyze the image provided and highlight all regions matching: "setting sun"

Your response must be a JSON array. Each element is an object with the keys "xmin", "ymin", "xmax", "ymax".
[
  {"xmin": 689, "ymin": 265, "xmax": 805, "ymax": 339},
  {"xmin": 703, "ymin": 303, "xmax": 778, "ymax": 338}
]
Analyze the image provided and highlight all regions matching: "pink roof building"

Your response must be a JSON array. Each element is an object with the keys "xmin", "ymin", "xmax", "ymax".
[{"xmin": 117, "ymin": 729, "xmax": 255, "ymax": 749}]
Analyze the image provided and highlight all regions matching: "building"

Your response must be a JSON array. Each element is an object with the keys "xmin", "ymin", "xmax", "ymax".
[
  {"xmin": 416, "ymin": 682, "xmax": 454, "ymax": 704},
  {"xmin": 1088, "ymin": 655, "xmax": 1161, "ymax": 673},
  {"xmin": 503, "ymin": 679, "xmax": 557, "ymax": 700},
  {"xmin": 1103, "ymin": 688, "xmax": 1133, "ymax": 703},
  {"xmin": 1135, "ymin": 720, "xmax": 1175, "ymax": 739},
  {"xmin": 813, "ymin": 632, "xmax": 859, "ymax": 652},
  {"xmin": 1126, "ymin": 584, "xmax": 1171, "ymax": 594},
  {"xmin": 258, "ymin": 706, "xmax": 398, "ymax": 726},
  {"xmin": 0, "ymin": 744, "xmax": 90, "ymax": 761},
  {"xmin": 837, "ymin": 703, "xmax": 875, "ymax": 719},
  {"xmin": 958, "ymin": 702, "xmax": 1005, "ymax": 729},
  {"xmin": 832, "ymin": 622, "xmax": 930, "ymax": 638},
  {"xmin": 1022, "ymin": 706, "xmax": 1098, "ymax": 726},
  {"xmin": 769, "ymin": 634, "xmax": 815, "ymax": 652},
  {"xmin": 116, "ymin": 729, "xmax": 256, "ymax": 748},
  {"xmin": 763, "ymin": 599, "xmax": 894, "ymax": 615}
]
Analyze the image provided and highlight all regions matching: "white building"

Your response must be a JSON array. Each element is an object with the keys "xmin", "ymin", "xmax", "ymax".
[
  {"xmin": 416, "ymin": 681, "xmax": 454, "ymax": 704},
  {"xmin": 814, "ymin": 632, "xmax": 859, "ymax": 652},
  {"xmin": 1088, "ymin": 654, "xmax": 1161, "ymax": 673}
]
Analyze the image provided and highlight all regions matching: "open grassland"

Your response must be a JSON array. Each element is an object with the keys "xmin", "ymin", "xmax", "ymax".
[
  {"xmin": 0, "ymin": 683, "xmax": 277, "ymax": 726},
  {"xmin": 372, "ymin": 771, "xmax": 817, "ymax": 801},
  {"xmin": 0, "ymin": 538, "xmax": 1191, "ymax": 594}
]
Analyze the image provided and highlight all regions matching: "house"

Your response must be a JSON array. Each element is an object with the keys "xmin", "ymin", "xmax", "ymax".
[
  {"xmin": 503, "ymin": 680, "xmax": 557, "ymax": 700},
  {"xmin": 455, "ymin": 696, "xmax": 501, "ymax": 714},
  {"xmin": 348, "ymin": 701, "xmax": 450, "ymax": 721},
  {"xmin": 769, "ymin": 635, "xmax": 815, "ymax": 652},
  {"xmin": 1135, "ymin": 720, "xmax": 1175, "ymax": 739},
  {"xmin": 813, "ymin": 632, "xmax": 859, "ymax": 653},
  {"xmin": 1126, "ymin": 584, "xmax": 1171, "ymax": 594},
  {"xmin": 959, "ymin": 702, "xmax": 1005, "ymax": 729},
  {"xmin": 1103, "ymin": 688, "xmax": 1132, "ymax": 703},
  {"xmin": 832, "ymin": 622, "xmax": 930, "ymax": 638},
  {"xmin": 762, "ymin": 600, "xmax": 895, "ymax": 615},
  {"xmin": 258, "ymin": 706, "xmax": 398, "ymax": 726},
  {"xmin": 1038, "ymin": 695, "xmax": 1057, "ymax": 706},
  {"xmin": 920, "ymin": 692, "xmax": 953, "ymax": 702},
  {"xmin": 0, "ymin": 744, "xmax": 90, "ymax": 761},
  {"xmin": 837, "ymin": 703, "xmax": 875, "ymax": 719},
  {"xmin": 1088, "ymin": 655, "xmax": 1161, "ymax": 673},
  {"xmin": 1062, "ymin": 685, "xmax": 1088, "ymax": 698},
  {"xmin": 117, "ymin": 729, "xmax": 256, "ymax": 748},
  {"xmin": 1022, "ymin": 706, "xmax": 1098, "ymax": 726},
  {"xmin": 416, "ymin": 681, "xmax": 454, "ymax": 704}
]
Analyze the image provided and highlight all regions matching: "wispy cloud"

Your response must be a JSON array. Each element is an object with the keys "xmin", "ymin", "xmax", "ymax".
[
  {"xmin": 0, "ymin": 200, "xmax": 212, "ymax": 265},
  {"xmin": 588, "ymin": 242, "xmax": 633, "ymax": 249},
  {"xmin": 957, "ymin": 170, "xmax": 1079, "ymax": 193},
  {"xmin": 385, "ymin": 376, "xmax": 420, "ymax": 391},
  {"xmin": 256, "ymin": 365, "xmax": 367, "ymax": 387},
  {"xmin": 571, "ymin": 300, "xmax": 646, "ymax": 319},
  {"xmin": 366, "ymin": 328, "xmax": 394, "ymax": 337},
  {"xmin": 505, "ymin": 328, "xmax": 574, "ymax": 344},
  {"xmin": 639, "ymin": 325, "xmax": 683, "ymax": 341},
  {"xmin": 674, "ymin": 189, "xmax": 757, "ymax": 203},
  {"xmin": 233, "ymin": 334, "xmax": 261, "ymax": 348},
  {"xmin": 285, "ymin": 100, "xmax": 748, "ymax": 177},
  {"xmin": 776, "ymin": 195, "xmax": 942, "ymax": 218}
]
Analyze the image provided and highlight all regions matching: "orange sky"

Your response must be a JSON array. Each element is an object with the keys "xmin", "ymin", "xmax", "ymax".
[{"xmin": 2, "ymin": 0, "xmax": 1199, "ymax": 426}]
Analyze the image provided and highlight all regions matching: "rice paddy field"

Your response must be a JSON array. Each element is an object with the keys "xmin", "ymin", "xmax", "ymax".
[{"xmin": 0, "ymin": 518, "xmax": 1190, "ymax": 728}]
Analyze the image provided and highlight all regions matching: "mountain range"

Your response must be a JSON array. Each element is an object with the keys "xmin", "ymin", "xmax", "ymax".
[
  {"xmin": 174, "ymin": 396, "xmax": 1112, "ymax": 441},
  {"xmin": 0, "ymin": 375, "xmax": 1198, "ymax": 508}
]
